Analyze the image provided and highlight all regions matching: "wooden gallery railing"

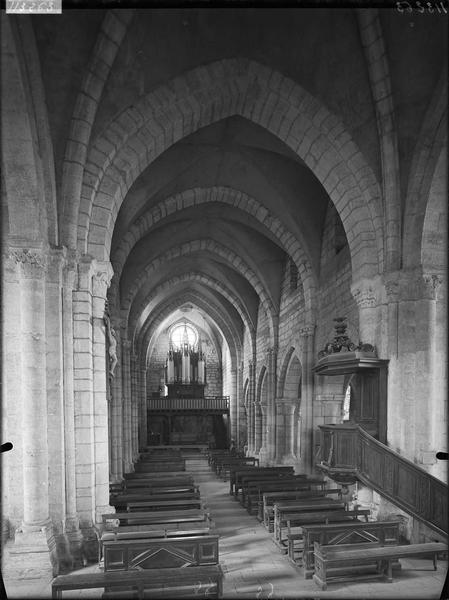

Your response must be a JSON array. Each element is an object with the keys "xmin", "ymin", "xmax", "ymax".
[
  {"xmin": 147, "ymin": 396, "xmax": 230, "ymax": 412},
  {"xmin": 317, "ymin": 424, "xmax": 448, "ymax": 537}
]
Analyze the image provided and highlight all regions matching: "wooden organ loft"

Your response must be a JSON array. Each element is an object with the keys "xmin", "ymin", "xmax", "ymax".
[{"xmin": 147, "ymin": 324, "xmax": 230, "ymax": 448}]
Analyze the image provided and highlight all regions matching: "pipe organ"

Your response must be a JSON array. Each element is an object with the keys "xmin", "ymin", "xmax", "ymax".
[{"xmin": 165, "ymin": 325, "xmax": 206, "ymax": 398}]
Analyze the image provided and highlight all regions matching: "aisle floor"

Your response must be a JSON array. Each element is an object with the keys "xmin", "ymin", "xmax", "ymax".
[
  {"xmin": 190, "ymin": 456, "xmax": 447, "ymax": 600},
  {"xmin": 4, "ymin": 454, "xmax": 447, "ymax": 599}
]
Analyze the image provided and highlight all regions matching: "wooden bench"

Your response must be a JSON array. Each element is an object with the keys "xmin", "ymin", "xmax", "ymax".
[
  {"xmin": 229, "ymin": 466, "xmax": 294, "ymax": 496},
  {"xmin": 261, "ymin": 489, "xmax": 341, "ymax": 530},
  {"xmin": 298, "ymin": 519, "xmax": 402, "ymax": 578},
  {"xmin": 244, "ymin": 477, "xmax": 327, "ymax": 514},
  {"xmin": 139, "ymin": 452, "xmax": 183, "ymax": 462},
  {"xmin": 103, "ymin": 533, "xmax": 220, "ymax": 571},
  {"xmin": 101, "ymin": 526, "xmax": 212, "ymax": 542},
  {"xmin": 124, "ymin": 470, "xmax": 189, "ymax": 480},
  {"xmin": 107, "ymin": 522, "xmax": 214, "ymax": 536},
  {"xmin": 313, "ymin": 540, "xmax": 447, "ymax": 590},
  {"xmin": 110, "ymin": 483, "xmax": 198, "ymax": 496},
  {"xmin": 118, "ymin": 475, "xmax": 194, "ymax": 488},
  {"xmin": 231, "ymin": 467, "xmax": 295, "ymax": 498},
  {"xmin": 110, "ymin": 490, "xmax": 201, "ymax": 510},
  {"xmin": 126, "ymin": 498, "xmax": 205, "ymax": 512},
  {"xmin": 273, "ymin": 500, "xmax": 345, "ymax": 548},
  {"xmin": 134, "ymin": 460, "xmax": 186, "ymax": 473},
  {"xmin": 215, "ymin": 457, "xmax": 259, "ymax": 479},
  {"xmin": 102, "ymin": 509, "xmax": 211, "ymax": 528},
  {"xmin": 285, "ymin": 508, "xmax": 371, "ymax": 556},
  {"xmin": 51, "ymin": 565, "xmax": 223, "ymax": 598}
]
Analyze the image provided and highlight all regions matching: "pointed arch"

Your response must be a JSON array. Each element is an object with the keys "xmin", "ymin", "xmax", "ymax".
[{"xmin": 79, "ymin": 58, "xmax": 383, "ymax": 283}]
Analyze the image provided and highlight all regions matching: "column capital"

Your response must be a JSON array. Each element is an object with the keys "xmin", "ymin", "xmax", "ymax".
[
  {"xmin": 383, "ymin": 271, "xmax": 400, "ymax": 302},
  {"xmin": 93, "ymin": 260, "xmax": 114, "ymax": 289},
  {"xmin": 122, "ymin": 339, "xmax": 132, "ymax": 351},
  {"xmin": 299, "ymin": 323, "xmax": 315, "ymax": 337},
  {"xmin": 47, "ymin": 246, "xmax": 67, "ymax": 282},
  {"xmin": 398, "ymin": 268, "xmax": 445, "ymax": 302},
  {"xmin": 6, "ymin": 246, "xmax": 47, "ymax": 278},
  {"xmin": 351, "ymin": 277, "xmax": 382, "ymax": 308},
  {"xmin": 62, "ymin": 248, "xmax": 79, "ymax": 288},
  {"xmin": 422, "ymin": 272, "xmax": 444, "ymax": 301}
]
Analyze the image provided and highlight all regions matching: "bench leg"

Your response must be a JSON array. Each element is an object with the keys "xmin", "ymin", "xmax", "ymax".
[
  {"xmin": 433, "ymin": 553, "xmax": 437, "ymax": 570},
  {"xmin": 384, "ymin": 559, "xmax": 393, "ymax": 583}
]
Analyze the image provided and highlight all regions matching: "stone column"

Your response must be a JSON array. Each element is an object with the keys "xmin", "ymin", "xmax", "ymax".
[
  {"xmin": 62, "ymin": 252, "xmax": 83, "ymax": 564},
  {"xmin": 266, "ymin": 346, "xmax": 277, "ymax": 462},
  {"xmin": 237, "ymin": 362, "xmax": 246, "ymax": 449},
  {"xmin": 247, "ymin": 360, "xmax": 256, "ymax": 454},
  {"xmin": 299, "ymin": 324, "xmax": 315, "ymax": 474},
  {"xmin": 110, "ymin": 325, "xmax": 123, "ymax": 482},
  {"xmin": 2, "ymin": 251, "xmax": 24, "ymax": 535},
  {"xmin": 130, "ymin": 353, "xmax": 139, "ymax": 461},
  {"xmin": 92, "ymin": 262, "xmax": 114, "ymax": 524},
  {"xmin": 254, "ymin": 402, "xmax": 262, "ymax": 454},
  {"xmin": 139, "ymin": 365, "xmax": 148, "ymax": 451},
  {"xmin": 4, "ymin": 247, "xmax": 54, "ymax": 578},
  {"xmin": 398, "ymin": 271, "xmax": 446, "ymax": 480},
  {"xmin": 259, "ymin": 404, "xmax": 268, "ymax": 464},
  {"xmin": 121, "ymin": 339, "xmax": 133, "ymax": 472},
  {"xmin": 275, "ymin": 399, "xmax": 297, "ymax": 465},
  {"xmin": 229, "ymin": 367, "xmax": 238, "ymax": 442},
  {"xmin": 46, "ymin": 248, "xmax": 70, "ymax": 568},
  {"xmin": 351, "ymin": 277, "xmax": 382, "ymax": 348},
  {"xmin": 72, "ymin": 256, "xmax": 96, "ymax": 556}
]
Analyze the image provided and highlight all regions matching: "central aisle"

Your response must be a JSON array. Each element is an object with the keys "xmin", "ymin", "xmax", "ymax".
[{"xmin": 187, "ymin": 455, "xmax": 446, "ymax": 600}]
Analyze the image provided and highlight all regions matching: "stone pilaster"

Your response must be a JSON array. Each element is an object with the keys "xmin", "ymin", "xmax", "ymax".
[
  {"xmin": 61, "ymin": 251, "xmax": 83, "ymax": 567},
  {"xmin": 130, "ymin": 353, "xmax": 139, "ymax": 461},
  {"xmin": 266, "ymin": 346, "xmax": 277, "ymax": 463},
  {"xmin": 2, "ymin": 251, "xmax": 24, "ymax": 536},
  {"xmin": 92, "ymin": 262, "xmax": 114, "ymax": 524},
  {"xmin": 46, "ymin": 248, "xmax": 73, "ymax": 572},
  {"xmin": 299, "ymin": 324, "xmax": 315, "ymax": 474},
  {"xmin": 3, "ymin": 247, "xmax": 54, "ymax": 579},
  {"xmin": 350, "ymin": 276, "xmax": 382, "ymax": 349},
  {"xmin": 121, "ymin": 338, "xmax": 133, "ymax": 472},
  {"xmin": 139, "ymin": 365, "xmax": 148, "ymax": 451},
  {"xmin": 275, "ymin": 400, "xmax": 297, "ymax": 465},
  {"xmin": 393, "ymin": 269, "xmax": 446, "ymax": 480},
  {"xmin": 254, "ymin": 402, "xmax": 262, "ymax": 455},
  {"xmin": 237, "ymin": 362, "xmax": 246, "ymax": 449},
  {"xmin": 229, "ymin": 367, "xmax": 238, "ymax": 443},
  {"xmin": 72, "ymin": 255, "xmax": 96, "ymax": 559},
  {"xmin": 247, "ymin": 360, "xmax": 256, "ymax": 455},
  {"xmin": 110, "ymin": 324, "xmax": 123, "ymax": 482}
]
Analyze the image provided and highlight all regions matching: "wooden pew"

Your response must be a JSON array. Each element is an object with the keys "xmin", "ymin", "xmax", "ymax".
[
  {"xmin": 110, "ymin": 483, "xmax": 198, "ymax": 497},
  {"xmin": 126, "ymin": 498, "xmax": 205, "ymax": 512},
  {"xmin": 134, "ymin": 459, "xmax": 186, "ymax": 473},
  {"xmin": 230, "ymin": 466, "xmax": 295, "ymax": 497},
  {"xmin": 102, "ymin": 509, "xmax": 211, "ymax": 528},
  {"xmin": 285, "ymin": 508, "xmax": 371, "ymax": 555},
  {"xmin": 51, "ymin": 565, "xmax": 223, "ymax": 598},
  {"xmin": 298, "ymin": 519, "xmax": 402, "ymax": 578},
  {"xmin": 215, "ymin": 457, "xmax": 259, "ymax": 479},
  {"xmin": 101, "ymin": 526, "xmax": 213, "ymax": 542},
  {"xmin": 110, "ymin": 490, "xmax": 201, "ymax": 511},
  {"xmin": 244, "ymin": 477, "xmax": 327, "ymax": 515},
  {"xmin": 312, "ymin": 540, "xmax": 447, "ymax": 590},
  {"xmin": 102, "ymin": 533, "xmax": 220, "ymax": 571},
  {"xmin": 261, "ymin": 489, "xmax": 341, "ymax": 530},
  {"xmin": 207, "ymin": 449, "xmax": 242, "ymax": 466},
  {"xmin": 124, "ymin": 471, "xmax": 189, "ymax": 480},
  {"xmin": 273, "ymin": 500, "xmax": 345, "ymax": 549},
  {"xmin": 238, "ymin": 473, "xmax": 310, "ymax": 507},
  {"xmin": 139, "ymin": 451, "xmax": 183, "ymax": 461},
  {"xmin": 118, "ymin": 475, "xmax": 194, "ymax": 488}
]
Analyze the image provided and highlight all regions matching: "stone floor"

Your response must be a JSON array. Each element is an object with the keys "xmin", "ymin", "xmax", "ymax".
[{"xmin": 4, "ymin": 454, "xmax": 447, "ymax": 599}]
